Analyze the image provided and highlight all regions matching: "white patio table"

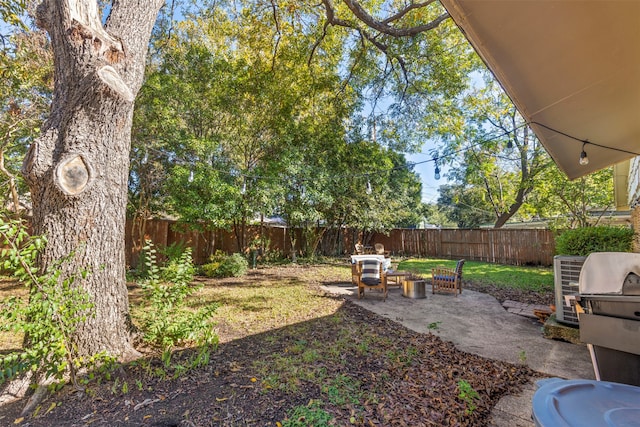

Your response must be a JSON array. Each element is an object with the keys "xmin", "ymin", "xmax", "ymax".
[{"xmin": 350, "ymin": 254, "xmax": 392, "ymax": 271}]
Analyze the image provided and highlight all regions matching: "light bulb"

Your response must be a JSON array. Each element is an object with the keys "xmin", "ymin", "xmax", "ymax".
[
  {"xmin": 366, "ymin": 180, "xmax": 372, "ymax": 195},
  {"xmin": 579, "ymin": 142, "xmax": 589, "ymax": 166},
  {"xmin": 434, "ymin": 166, "xmax": 441, "ymax": 180},
  {"xmin": 579, "ymin": 151, "xmax": 589, "ymax": 165},
  {"xmin": 188, "ymin": 170, "xmax": 194, "ymax": 182}
]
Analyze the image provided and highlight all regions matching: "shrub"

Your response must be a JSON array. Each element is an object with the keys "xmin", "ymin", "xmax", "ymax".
[
  {"xmin": 201, "ymin": 251, "xmax": 248, "ymax": 278},
  {"xmin": 0, "ymin": 214, "xmax": 107, "ymax": 386},
  {"xmin": 555, "ymin": 226, "xmax": 635, "ymax": 256},
  {"xmin": 137, "ymin": 242, "xmax": 218, "ymax": 351}
]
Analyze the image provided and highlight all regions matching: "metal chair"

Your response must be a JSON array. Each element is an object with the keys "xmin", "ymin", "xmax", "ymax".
[
  {"xmin": 431, "ymin": 259, "xmax": 465, "ymax": 296},
  {"xmin": 355, "ymin": 259, "xmax": 388, "ymax": 301}
]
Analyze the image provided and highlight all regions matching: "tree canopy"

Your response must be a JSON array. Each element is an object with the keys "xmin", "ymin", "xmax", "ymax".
[{"xmin": 129, "ymin": 0, "xmax": 463, "ymax": 253}]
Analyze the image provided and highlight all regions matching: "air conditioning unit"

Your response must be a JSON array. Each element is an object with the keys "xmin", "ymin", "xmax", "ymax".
[{"xmin": 553, "ymin": 255, "xmax": 587, "ymax": 326}]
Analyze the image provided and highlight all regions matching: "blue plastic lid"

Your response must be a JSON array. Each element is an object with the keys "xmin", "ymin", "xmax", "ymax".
[{"xmin": 532, "ymin": 379, "xmax": 640, "ymax": 427}]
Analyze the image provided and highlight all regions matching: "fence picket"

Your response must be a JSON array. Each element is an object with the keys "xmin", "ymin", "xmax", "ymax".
[{"xmin": 126, "ymin": 219, "xmax": 556, "ymax": 267}]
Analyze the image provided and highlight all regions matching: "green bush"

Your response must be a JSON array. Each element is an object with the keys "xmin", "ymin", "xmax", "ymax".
[
  {"xmin": 201, "ymin": 251, "xmax": 248, "ymax": 278},
  {"xmin": 555, "ymin": 226, "xmax": 635, "ymax": 256},
  {"xmin": 137, "ymin": 242, "xmax": 218, "ymax": 350},
  {"xmin": 0, "ymin": 214, "xmax": 107, "ymax": 386}
]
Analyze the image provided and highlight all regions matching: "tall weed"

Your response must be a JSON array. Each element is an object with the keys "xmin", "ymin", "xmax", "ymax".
[{"xmin": 137, "ymin": 242, "xmax": 218, "ymax": 351}]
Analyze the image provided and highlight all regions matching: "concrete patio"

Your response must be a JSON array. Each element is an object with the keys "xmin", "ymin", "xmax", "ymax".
[{"xmin": 321, "ymin": 281, "xmax": 595, "ymax": 426}]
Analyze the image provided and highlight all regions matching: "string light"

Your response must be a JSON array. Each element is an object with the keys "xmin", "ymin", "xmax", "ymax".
[
  {"xmin": 241, "ymin": 179, "xmax": 247, "ymax": 195},
  {"xmin": 579, "ymin": 142, "xmax": 589, "ymax": 166},
  {"xmin": 366, "ymin": 179, "xmax": 372, "ymax": 194},
  {"xmin": 188, "ymin": 170, "xmax": 194, "ymax": 182},
  {"xmin": 506, "ymin": 140, "xmax": 513, "ymax": 149},
  {"xmin": 434, "ymin": 157, "xmax": 441, "ymax": 180},
  {"xmin": 531, "ymin": 121, "xmax": 640, "ymax": 157}
]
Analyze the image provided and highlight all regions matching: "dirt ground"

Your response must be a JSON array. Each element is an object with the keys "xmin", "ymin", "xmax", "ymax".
[{"xmin": 1, "ymin": 268, "xmax": 549, "ymax": 426}]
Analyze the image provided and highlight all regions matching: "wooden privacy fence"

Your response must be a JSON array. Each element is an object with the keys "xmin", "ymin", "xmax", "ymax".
[
  {"xmin": 375, "ymin": 228, "xmax": 555, "ymax": 266},
  {"xmin": 127, "ymin": 219, "xmax": 556, "ymax": 267}
]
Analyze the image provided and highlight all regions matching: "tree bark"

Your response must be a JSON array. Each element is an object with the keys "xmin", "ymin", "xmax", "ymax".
[{"xmin": 22, "ymin": 0, "xmax": 162, "ymax": 361}]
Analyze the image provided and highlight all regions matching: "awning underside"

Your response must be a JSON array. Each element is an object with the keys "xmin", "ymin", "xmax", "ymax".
[{"xmin": 441, "ymin": 0, "xmax": 640, "ymax": 180}]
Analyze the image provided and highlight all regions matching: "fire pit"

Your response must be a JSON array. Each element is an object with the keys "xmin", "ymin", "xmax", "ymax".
[{"xmin": 402, "ymin": 273, "xmax": 426, "ymax": 299}]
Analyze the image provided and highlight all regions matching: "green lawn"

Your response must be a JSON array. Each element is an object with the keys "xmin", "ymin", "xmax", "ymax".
[{"xmin": 398, "ymin": 258, "xmax": 554, "ymax": 293}]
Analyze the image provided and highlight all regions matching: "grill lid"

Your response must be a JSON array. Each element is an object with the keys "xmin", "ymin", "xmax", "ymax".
[{"xmin": 579, "ymin": 252, "xmax": 640, "ymax": 295}]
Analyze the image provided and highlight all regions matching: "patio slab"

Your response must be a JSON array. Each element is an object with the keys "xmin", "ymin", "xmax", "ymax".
[{"xmin": 321, "ymin": 282, "xmax": 595, "ymax": 426}]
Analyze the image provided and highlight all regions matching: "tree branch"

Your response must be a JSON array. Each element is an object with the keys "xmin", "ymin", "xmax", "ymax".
[
  {"xmin": 342, "ymin": 0, "xmax": 450, "ymax": 37},
  {"xmin": 382, "ymin": 1, "xmax": 439, "ymax": 25},
  {"xmin": 269, "ymin": 0, "xmax": 281, "ymax": 71}
]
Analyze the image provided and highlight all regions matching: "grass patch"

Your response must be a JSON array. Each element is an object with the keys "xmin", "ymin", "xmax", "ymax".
[
  {"xmin": 0, "ymin": 262, "xmax": 538, "ymax": 425},
  {"xmin": 399, "ymin": 258, "xmax": 553, "ymax": 293}
]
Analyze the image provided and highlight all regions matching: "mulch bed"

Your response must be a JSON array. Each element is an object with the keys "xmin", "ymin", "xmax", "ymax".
[
  {"xmin": 2, "ymin": 304, "xmax": 540, "ymax": 427},
  {"xmin": 463, "ymin": 281, "xmax": 554, "ymax": 307}
]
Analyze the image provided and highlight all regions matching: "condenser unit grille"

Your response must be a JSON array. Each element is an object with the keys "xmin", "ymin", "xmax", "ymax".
[{"xmin": 553, "ymin": 255, "xmax": 586, "ymax": 326}]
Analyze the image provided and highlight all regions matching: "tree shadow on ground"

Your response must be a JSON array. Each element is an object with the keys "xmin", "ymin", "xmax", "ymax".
[{"xmin": 1, "ymin": 299, "xmax": 539, "ymax": 427}]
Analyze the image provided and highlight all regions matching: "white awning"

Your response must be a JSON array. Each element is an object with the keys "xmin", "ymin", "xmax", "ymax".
[{"xmin": 440, "ymin": 0, "xmax": 640, "ymax": 180}]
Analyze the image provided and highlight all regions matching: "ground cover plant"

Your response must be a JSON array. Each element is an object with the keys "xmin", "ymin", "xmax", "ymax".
[{"xmin": 1, "ymin": 262, "xmax": 545, "ymax": 426}]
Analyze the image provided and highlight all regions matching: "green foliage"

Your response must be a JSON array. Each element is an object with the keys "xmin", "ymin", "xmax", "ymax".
[
  {"xmin": 137, "ymin": 242, "xmax": 218, "ymax": 351},
  {"xmin": 160, "ymin": 240, "xmax": 190, "ymax": 264},
  {"xmin": 201, "ymin": 251, "xmax": 248, "ymax": 278},
  {"xmin": 324, "ymin": 374, "xmax": 361, "ymax": 406},
  {"xmin": 457, "ymin": 379, "xmax": 480, "ymax": 415},
  {"xmin": 1, "ymin": 29, "xmax": 53, "ymax": 211},
  {"xmin": 160, "ymin": 244, "xmax": 197, "ymax": 284},
  {"xmin": 132, "ymin": 241, "xmax": 195, "ymax": 281},
  {"xmin": 532, "ymin": 167, "xmax": 614, "ymax": 229},
  {"xmin": 282, "ymin": 399, "xmax": 332, "ymax": 427},
  {"xmin": 555, "ymin": 226, "xmax": 635, "ymax": 256},
  {"xmin": 428, "ymin": 321, "xmax": 442, "ymax": 330},
  {"xmin": 132, "ymin": 2, "xmax": 467, "ymax": 249},
  {"xmin": 0, "ymin": 215, "xmax": 102, "ymax": 386},
  {"xmin": 0, "ymin": 1, "xmax": 26, "ymax": 29},
  {"xmin": 518, "ymin": 350, "xmax": 527, "ymax": 364}
]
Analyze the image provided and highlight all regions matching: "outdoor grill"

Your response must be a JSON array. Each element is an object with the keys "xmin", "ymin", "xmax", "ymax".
[{"xmin": 576, "ymin": 252, "xmax": 640, "ymax": 387}]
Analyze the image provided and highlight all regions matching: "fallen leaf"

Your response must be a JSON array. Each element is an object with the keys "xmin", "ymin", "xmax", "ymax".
[{"xmin": 13, "ymin": 418, "xmax": 24, "ymax": 424}]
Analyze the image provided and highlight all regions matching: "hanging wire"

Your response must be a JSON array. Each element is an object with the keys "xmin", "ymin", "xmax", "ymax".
[
  {"xmin": 530, "ymin": 121, "xmax": 640, "ymax": 157},
  {"xmin": 177, "ymin": 121, "xmax": 585, "ymax": 190}
]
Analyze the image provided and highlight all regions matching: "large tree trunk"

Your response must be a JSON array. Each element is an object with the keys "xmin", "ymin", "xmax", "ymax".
[{"xmin": 22, "ymin": 0, "xmax": 162, "ymax": 361}]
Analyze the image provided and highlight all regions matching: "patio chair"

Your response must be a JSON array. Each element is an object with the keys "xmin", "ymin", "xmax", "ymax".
[
  {"xmin": 355, "ymin": 259, "xmax": 388, "ymax": 301},
  {"xmin": 354, "ymin": 242, "xmax": 365, "ymax": 254},
  {"xmin": 431, "ymin": 259, "xmax": 465, "ymax": 296},
  {"xmin": 374, "ymin": 243, "xmax": 391, "ymax": 257}
]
